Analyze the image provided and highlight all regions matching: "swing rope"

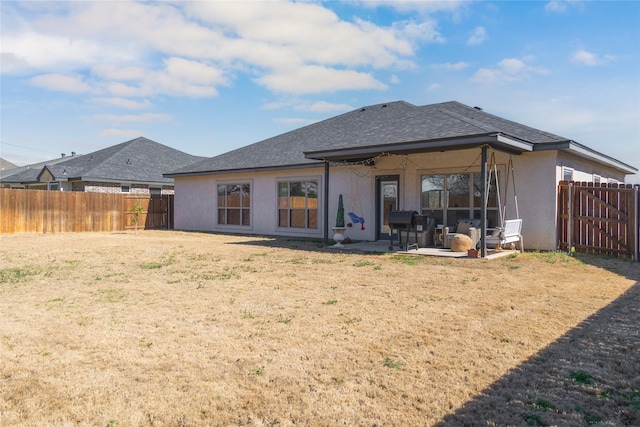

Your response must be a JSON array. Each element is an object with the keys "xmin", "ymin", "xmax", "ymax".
[
  {"xmin": 486, "ymin": 151, "xmax": 504, "ymax": 227},
  {"xmin": 486, "ymin": 151, "xmax": 520, "ymax": 230}
]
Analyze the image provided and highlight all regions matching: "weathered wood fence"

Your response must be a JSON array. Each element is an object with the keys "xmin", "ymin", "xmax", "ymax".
[
  {"xmin": 558, "ymin": 181, "xmax": 639, "ymax": 261},
  {"xmin": 0, "ymin": 188, "xmax": 173, "ymax": 234}
]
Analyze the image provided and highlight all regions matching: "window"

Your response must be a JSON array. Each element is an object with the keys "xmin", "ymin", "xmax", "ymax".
[
  {"xmin": 278, "ymin": 180, "xmax": 318, "ymax": 228},
  {"xmin": 149, "ymin": 187, "xmax": 162, "ymax": 195},
  {"xmin": 593, "ymin": 175, "xmax": 601, "ymax": 184},
  {"xmin": 563, "ymin": 168, "xmax": 573, "ymax": 181},
  {"xmin": 48, "ymin": 182, "xmax": 59, "ymax": 191},
  {"xmin": 121, "ymin": 185, "xmax": 130, "ymax": 193},
  {"xmin": 217, "ymin": 184, "xmax": 250, "ymax": 226},
  {"xmin": 421, "ymin": 172, "xmax": 499, "ymax": 228}
]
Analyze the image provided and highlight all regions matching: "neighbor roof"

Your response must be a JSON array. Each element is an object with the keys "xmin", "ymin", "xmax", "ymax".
[
  {"xmin": 0, "ymin": 158, "xmax": 17, "ymax": 172},
  {"xmin": 166, "ymin": 101, "xmax": 636, "ymax": 177},
  {"xmin": 1, "ymin": 137, "xmax": 206, "ymax": 185}
]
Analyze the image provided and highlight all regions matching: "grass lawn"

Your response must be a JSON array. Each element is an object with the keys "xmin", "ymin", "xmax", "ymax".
[{"xmin": 1, "ymin": 230, "xmax": 638, "ymax": 426}]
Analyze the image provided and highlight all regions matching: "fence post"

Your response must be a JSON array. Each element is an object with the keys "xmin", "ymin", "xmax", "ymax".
[
  {"xmin": 567, "ymin": 182, "xmax": 573, "ymax": 253},
  {"xmin": 635, "ymin": 185, "xmax": 639, "ymax": 262}
]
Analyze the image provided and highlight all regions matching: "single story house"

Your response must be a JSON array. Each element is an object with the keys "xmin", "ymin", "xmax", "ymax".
[
  {"xmin": 165, "ymin": 101, "xmax": 637, "ymax": 251},
  {"xmin": 1, "ymin": 137, "xmax": 205, "ymax": 195}
]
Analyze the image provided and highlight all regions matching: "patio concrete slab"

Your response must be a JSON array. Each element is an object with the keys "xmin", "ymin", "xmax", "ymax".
[{"xmin": 331, "ymin": 240, "xmax": 518, "ymax": 260}]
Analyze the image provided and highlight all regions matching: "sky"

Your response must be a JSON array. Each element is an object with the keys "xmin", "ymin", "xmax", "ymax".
[{"xmin": 1, "ymin": 0, "xmax": 639, "ymax": 183}]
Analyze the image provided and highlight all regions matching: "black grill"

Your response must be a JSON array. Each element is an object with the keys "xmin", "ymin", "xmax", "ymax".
[{"xmin": 388, "ymin": 210, "xmax": 419, "ymax": 251}]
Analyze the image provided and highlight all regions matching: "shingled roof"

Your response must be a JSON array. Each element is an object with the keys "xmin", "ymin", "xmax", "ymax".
[
  {"xmin": 1, "ymin": 137, "xmax": 205, "ymax": 185},
  {"xmin": 166, "ymin": 101, "xmax": 578, "ymax": 177},
  {"xmin": 167, "ymin": 100, "xmax": 637, "ymax": 177}
]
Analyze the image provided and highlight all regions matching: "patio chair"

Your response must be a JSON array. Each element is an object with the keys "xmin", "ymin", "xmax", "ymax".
[{"xmin": 443, "ymin": 218, "xmax": 482, "ymax": 249}]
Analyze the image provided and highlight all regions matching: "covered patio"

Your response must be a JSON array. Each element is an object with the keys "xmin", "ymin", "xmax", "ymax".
[{"xmin": 310, "ymin": 139, "xmax": 526, "ymax": 258}]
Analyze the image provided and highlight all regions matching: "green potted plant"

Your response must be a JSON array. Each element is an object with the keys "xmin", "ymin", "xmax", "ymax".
[{"xmin": 332, "ymin": 194, "xmax": 346, "ymax": 247}]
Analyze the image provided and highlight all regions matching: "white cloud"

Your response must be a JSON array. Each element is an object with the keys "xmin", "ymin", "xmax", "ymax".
[
  {"xmin": 94, "ymin": 59, "xmax": 226, "ymax": 98},
  {"xmin": 255, "ymin": 66, "xmax": 387, "ymax": 94},
  {"xmin": 92, "ymin": 97, "xmax": 152, "ymax": 110},
  {"xmin": 2, "ymin": 1, "xmax": 449, "ymax": 97},
  {"xmin": 92, "ymin": 64, "xmax": 147, "ymax": 81},
  {"xmin": 294, "ymin": 101, "xmax": 354, "ymax": 113},
  {"xmin": 430, "ymin": 62, "xmax": 469, "ymax": 71},
  {"xmin": 390, "ymin": 74, "xmax": 400, "ymax": 84},
  {"xmin": 357, "ymin": 1, "xmax": 466, "ymax": 14},
  {"xmin": 571, "ymin": 49, "xmax": 614, "ymax": 66},
  {"xmin": 28, "ymin": 73, "xmax": 92, "ymax": 93},
  {"xmin": 91, "ymin": 113, "xmax": 171, "ymax": 123},
  {"xmin": 467, "ymin": 26, "xmax": 487, "ymax": 46},
  {"xmin": 471, "ymin": 58, "xmax": 549, "ymax": 83},
  {"xmin": 545, "ymin": 0, "xmax": 583, "ymax": 13},
  {"xmin": 571, "ymin": 50, "xmax": 598, "ymax": 65},
  {"xmin": 427, "ymin": 83, "xmax": 441, "ymax": 92}
]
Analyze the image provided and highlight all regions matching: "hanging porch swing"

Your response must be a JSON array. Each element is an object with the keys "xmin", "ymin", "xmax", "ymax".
[{"xmin": 485, "ymin": 152, "xmax": 524, "ymax": 252}]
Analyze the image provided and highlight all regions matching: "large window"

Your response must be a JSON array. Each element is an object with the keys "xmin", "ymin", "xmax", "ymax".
[
  {"xmin": 278, "ymin": 180, "xmax": 318, "ymax": 228},
  {"xmin": 421, "ymin": 173, "xmax": 499, "ymax": 227},
  {"xmin": 218, "ymin": 183, "xmax": 250, "ymax": 226}
]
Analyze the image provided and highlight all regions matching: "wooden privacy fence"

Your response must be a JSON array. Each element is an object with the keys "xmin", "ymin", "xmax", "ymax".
[
  {"xmin": 0, "ymin": 188, "xmax": 173, "ymax": 234},
  {"xmin": 558, "ymin": 181, "xmax": 639, "ymax": 261}
]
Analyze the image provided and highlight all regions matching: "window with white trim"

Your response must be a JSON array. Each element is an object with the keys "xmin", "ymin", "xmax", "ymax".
[
  {"xmin": 121, "ymin": 185, "xmax": 130, "ymax": 193},
  {"xmin": 217, "ymin": 183, "xmax": 250, "ymax": 226},
  {"xmin": 278, "ymin": 180, "xmax": 318, "ymax": 228},
  {"xmin": 563, "ymin": 168, "xmax": 573, "ymax": 181}
]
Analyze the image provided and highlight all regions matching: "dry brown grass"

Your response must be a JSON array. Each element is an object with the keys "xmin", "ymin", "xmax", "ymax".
[{"xmin": 1, "ymin": 230, "xmax": 638, "ymax": 426}]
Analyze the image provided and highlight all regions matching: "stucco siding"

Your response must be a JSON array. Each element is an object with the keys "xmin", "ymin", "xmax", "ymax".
[
  {"xmin": 512, "ymin": 151, "xmax": 558, "ymax": 250},
  {"xmin": 174, "ymin": 148, "xmax": 624, "ymax": 251},
  {"xmin": 556, "ymin": 151, "xmax": 626, "ymax": 184}
]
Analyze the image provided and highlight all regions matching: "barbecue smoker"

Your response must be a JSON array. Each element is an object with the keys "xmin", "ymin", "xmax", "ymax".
[{"xmin": 388, "ymin": 210, "xmax": 419, "ymax": 251}]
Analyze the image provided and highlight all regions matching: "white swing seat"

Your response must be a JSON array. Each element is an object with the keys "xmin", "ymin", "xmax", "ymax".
[{"xmin": 486, "ymin": 219, "xmax": 523, "ymax": 252}]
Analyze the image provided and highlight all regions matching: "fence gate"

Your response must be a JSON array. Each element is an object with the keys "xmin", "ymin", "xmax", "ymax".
[
  {"xmin": 558, "ymin": 181, "xmax": 639, "ymax": 260},
  {"xmin": 125, "ymin": 194, "xmax": 174, "ymax": 230}
]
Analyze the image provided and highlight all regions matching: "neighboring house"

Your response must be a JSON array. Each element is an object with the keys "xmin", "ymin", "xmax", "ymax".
[
  {"xmin": 165, "ymin": 101, "xmax": 637, "ymax": 251},
  {"xmin": 0, "ymin": 137, "xmax": 205, "ymax": 194},
  {"xmin": 0, "ymin": 158, "xmax": 17, "ymax": 172}
]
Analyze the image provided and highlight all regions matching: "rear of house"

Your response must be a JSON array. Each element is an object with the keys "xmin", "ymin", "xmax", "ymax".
[{"xmin": 167, "ymin": 101, "xmax": 636, "ymax": 251}]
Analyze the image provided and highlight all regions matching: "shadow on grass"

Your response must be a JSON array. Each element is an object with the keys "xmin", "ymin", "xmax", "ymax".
[{"xmin": 436, "ymin": 255, "xmax": 640, "ymax": 426}]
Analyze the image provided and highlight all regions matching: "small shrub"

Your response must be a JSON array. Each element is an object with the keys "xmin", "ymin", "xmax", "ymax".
[
  {"xmin": 521, "ymin": 413, "xmax": 543, "ymax": 426},
  {"xmin": 570, "ymin": 370, "xmax": 595, "ymax": 385},
  {"xmin": 382, "ymin": 358, "xmax": 404, "ymax": 370},
  {"xmin": 140, "ymin": 262, "xmax": 163, "ymax": 269}
]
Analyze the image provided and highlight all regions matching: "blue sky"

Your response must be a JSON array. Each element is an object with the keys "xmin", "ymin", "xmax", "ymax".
[{"xmin": 1, "ymin": 0, "xmax": 639, "ymax": 183}]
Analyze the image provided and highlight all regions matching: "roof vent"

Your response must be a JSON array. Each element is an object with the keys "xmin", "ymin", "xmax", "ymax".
[
  {"xmin": 61, "ymin": 153, "xmax": 66, "ymax": 158},
  {"xmin": 360, "ymin": 108, "xmax": 366, "ymax": 112},
  {"xmin": 473, "ymin": 106, "xmax": 483, "ymax": 111},
  {"xmin": 381, "ymin": 104, "xmax": 388, "ymax": 108},
  {"xmin": 126, "ymin": 159, "xmax": 131, "ymax": 165},
  {"xmin": 71, "ymin": 151, "xmax": 76, "ymax": 156}
]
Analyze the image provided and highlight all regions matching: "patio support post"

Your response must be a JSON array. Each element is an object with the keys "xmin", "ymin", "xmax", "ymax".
[
  {"xmin": 324, "ymin": 160, "xmax": 330, "ymax": 247},
  {"xmin": 480, "ymin": 146, "xmax": 487, "ymax": 257}
]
